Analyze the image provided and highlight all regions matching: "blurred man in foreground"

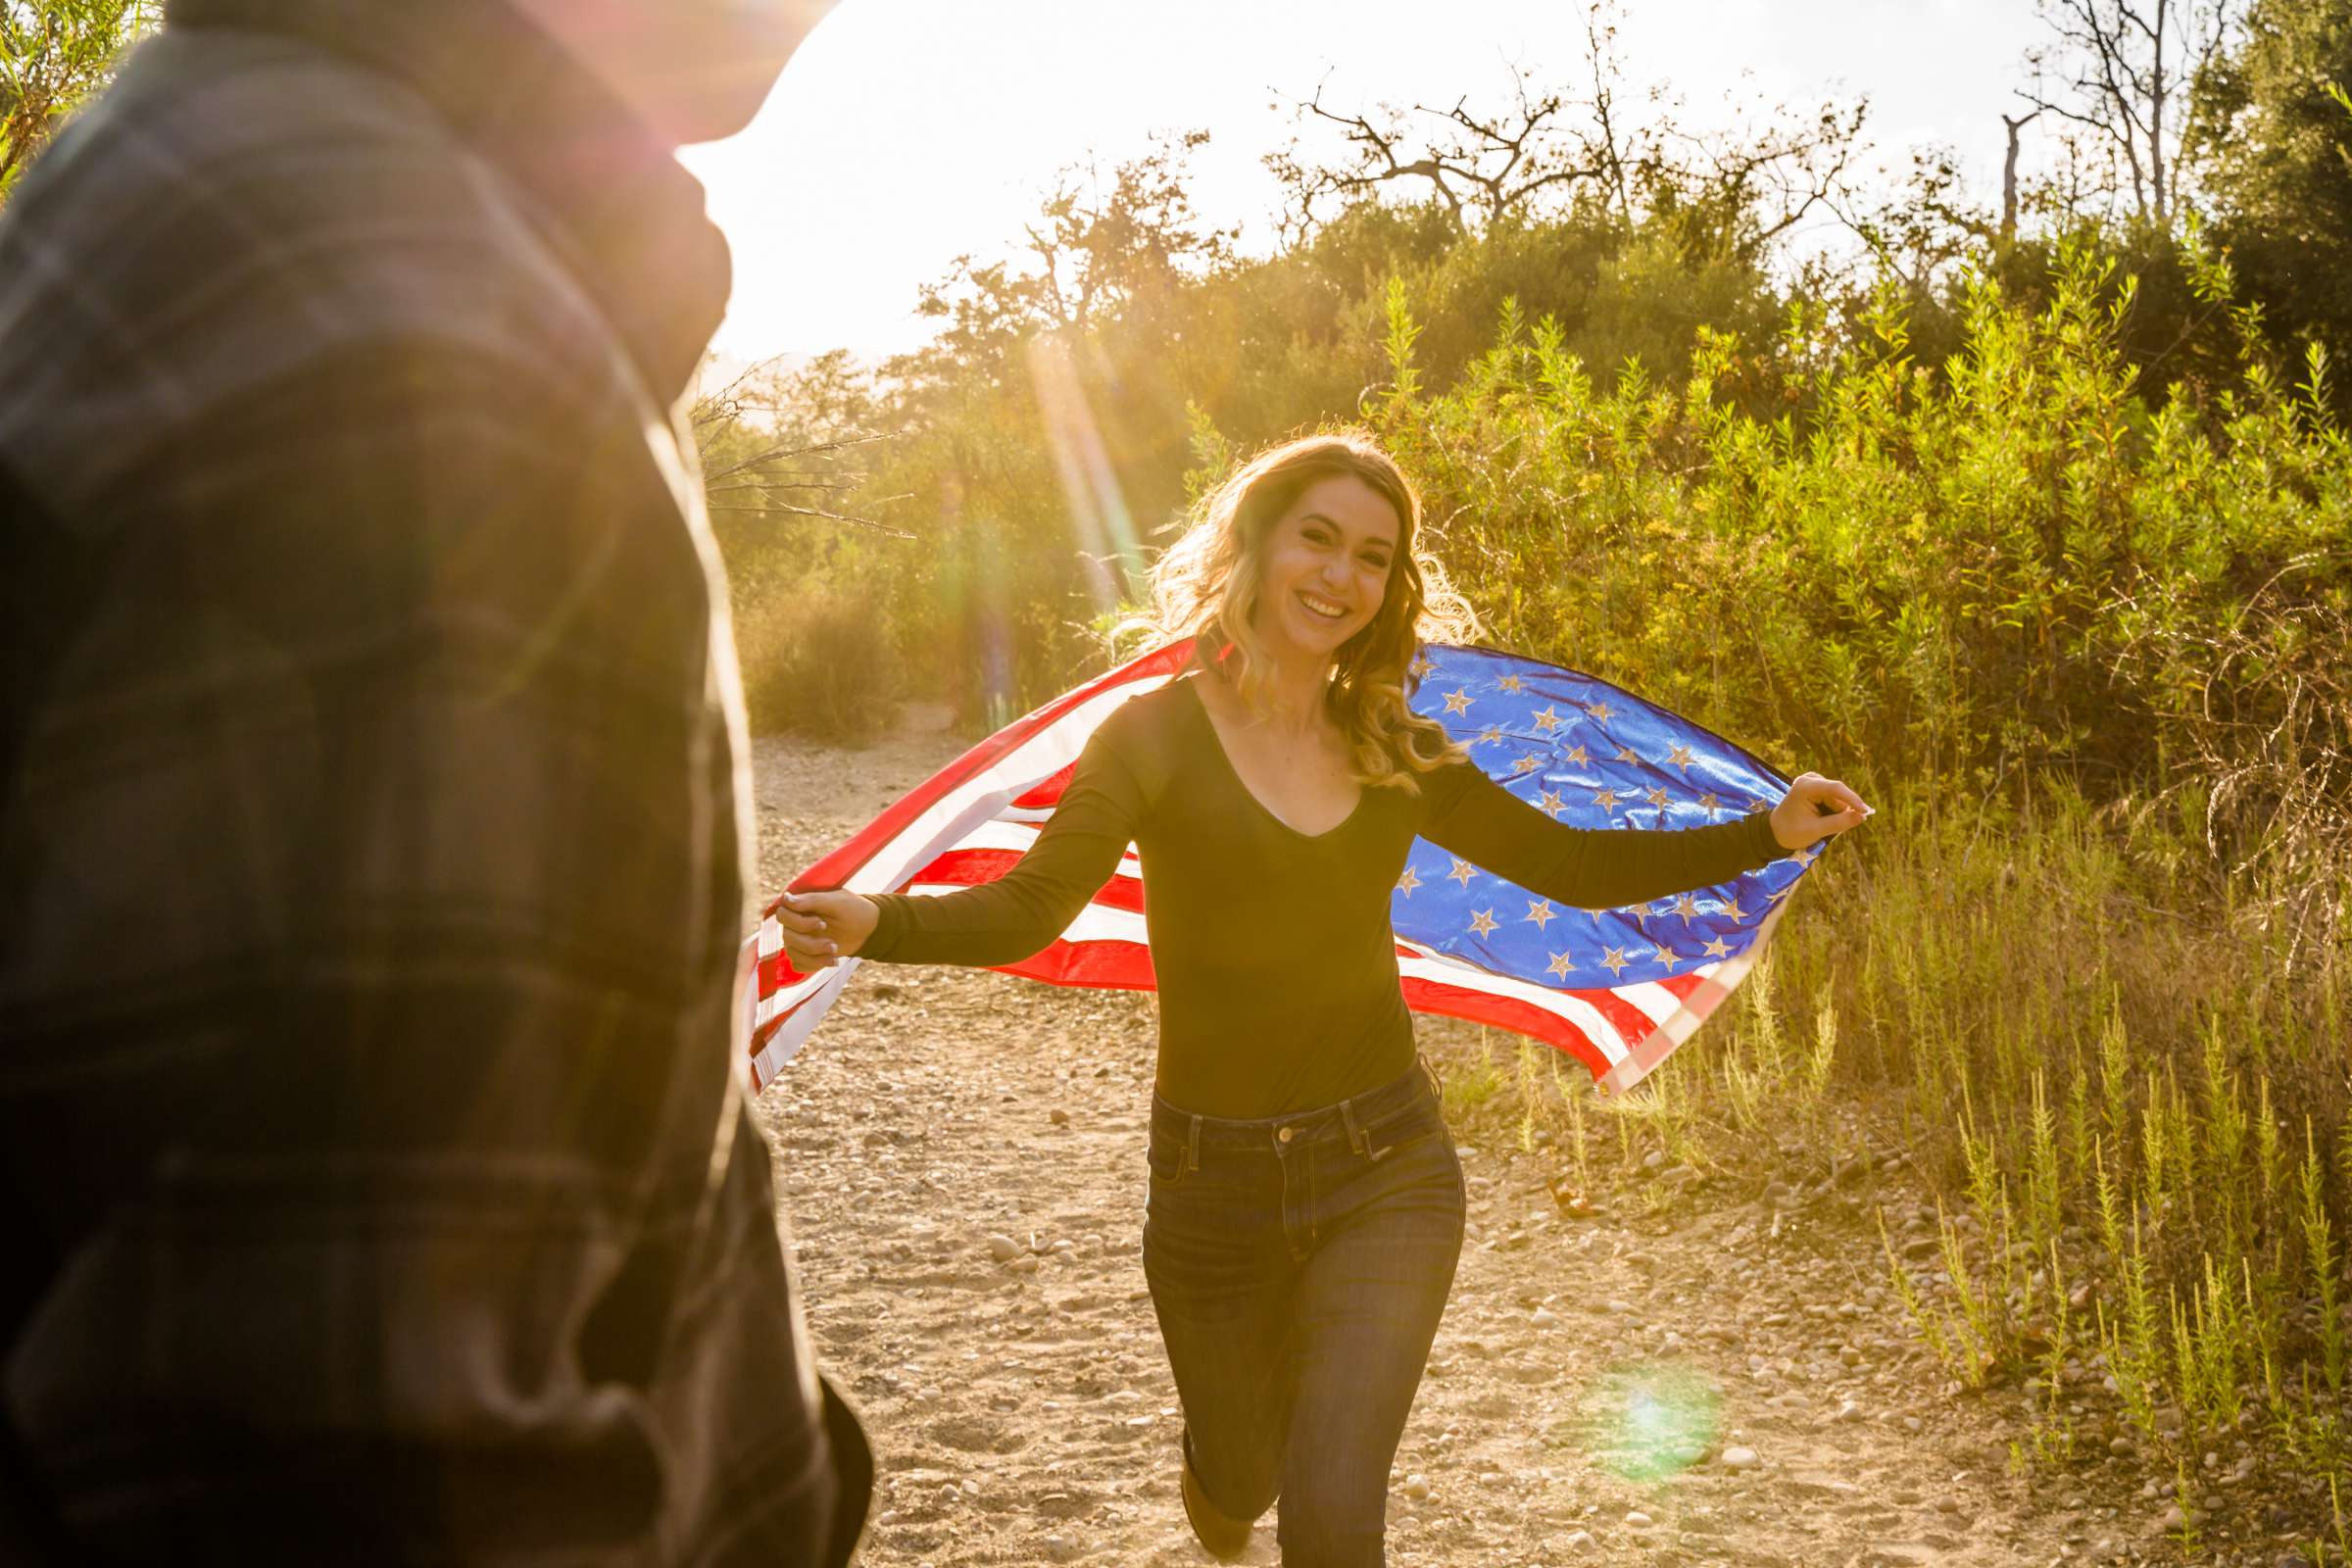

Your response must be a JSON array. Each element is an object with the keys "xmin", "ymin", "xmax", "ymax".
[{"xmin": 0, "ymin": 0, "xmax": 866, "ymax": 1560}]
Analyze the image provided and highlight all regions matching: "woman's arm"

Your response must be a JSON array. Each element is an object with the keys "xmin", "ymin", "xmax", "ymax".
[
  {"xmin": 1419, "ymin": 759, "xmax": 1857, "ymax": 910},
  {"xmin": 776, "ymin": 726, "xmax": 1146, "ymax": 970}
]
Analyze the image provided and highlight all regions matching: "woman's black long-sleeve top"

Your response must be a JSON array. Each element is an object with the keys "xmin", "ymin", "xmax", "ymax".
[{"xmin": 861, "ymin": 675, "xmax": 1784, "ymax": 1117}]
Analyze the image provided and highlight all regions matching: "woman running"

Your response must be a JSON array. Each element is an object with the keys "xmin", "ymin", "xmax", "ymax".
[{"xmin": 774, "ymin": 430, "xmax": 1869, "ymax": 1567}]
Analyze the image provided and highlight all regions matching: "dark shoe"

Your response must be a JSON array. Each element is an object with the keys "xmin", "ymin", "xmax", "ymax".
[{"xmin": 1179, "ymin": 1439, "xmax": 1252, "ymax": 1562}]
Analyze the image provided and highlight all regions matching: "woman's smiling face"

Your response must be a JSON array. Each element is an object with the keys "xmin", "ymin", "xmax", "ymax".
[{"xmin": 1254, "ymin": 473, "xmax": 1400, "ymax": 662}]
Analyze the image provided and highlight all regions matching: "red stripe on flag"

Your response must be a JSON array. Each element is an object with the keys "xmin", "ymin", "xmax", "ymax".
[
  {"xmin": 1013, "ymin": 763, "xmax": 1074, "ymax": 809},
  {"xmin": 1398, "ymin": 975, "xmax": 1613, "ymax": 1082},
  {"xmin": 780, "ymin": 639, "xmax": 1195, "ymax": 904},
  {"xmin": 1653, "ymin": 971, "xmax": 1706, "ymax": 1001},
  {"xmin": 1576, "ymin": 986, "xmax": 1671, "ymax": 1052},
  {"xmin": 755, "ymin": 933, "xmax": 1157, "ymax": 1054},
  {"xmin": 911, "ymin": 851, "xmax": 1146, "ymax": 913},
  {"xmin": 994, "ymin": 938, "xmax": 1156, "ymax": 990}
]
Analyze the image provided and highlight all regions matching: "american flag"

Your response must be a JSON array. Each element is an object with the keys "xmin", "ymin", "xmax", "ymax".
[{"xmin": 747, "ymin": 637, "xmax": 1822, "ymax": 1097}]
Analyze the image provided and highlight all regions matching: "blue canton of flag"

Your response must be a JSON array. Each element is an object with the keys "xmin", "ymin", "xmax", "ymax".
[{"xmin": 1390, "ymin": 645, "xmax": 1825, "ymax": 1095}]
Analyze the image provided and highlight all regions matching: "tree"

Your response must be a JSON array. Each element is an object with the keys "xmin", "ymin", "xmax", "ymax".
[
  {"xmin": 2014, "ymin": 0, "xmax": 2242, "ymax": 227},
  {"xmin": 1265, "ymin": 6, "xmax": 1864, "ymax": 270},
  {"xmin": 691, "ymin": 353, "xmax": 907, "ymax": 739},
  {"xmin": 1, "ymin": 0, "xmax": 154, "ymax": 202},
  {"xmin": 904, "ymin": 131, "xmax": 1238, "ymax": 385},
  {"xmin": 1266, "ymin": 55, "xmax": 1639, "ymax": 236},
  {"xmin": 2002, "ymin": 109, "xmax": 2044, "ymax": 242},
  {"xmin": 691, "ymin": 351, "xmax": 902, "ymax": 539},
  {"xmin": 2191, "ymin": 0, "xmax": 2352, "ymax": 362}
]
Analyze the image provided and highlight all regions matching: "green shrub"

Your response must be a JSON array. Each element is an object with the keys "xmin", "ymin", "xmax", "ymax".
[{"xmin": 734, "ymin": 588, "xmax": 898, "ymax": 744}]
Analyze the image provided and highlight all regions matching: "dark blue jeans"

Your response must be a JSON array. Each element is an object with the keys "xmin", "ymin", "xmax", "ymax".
[{"xmin": 1142, "ymin": 1056, "xmax": 1466, "ymax": 1568}]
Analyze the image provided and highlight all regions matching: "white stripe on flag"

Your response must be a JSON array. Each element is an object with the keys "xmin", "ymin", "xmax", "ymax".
[
  {"xmin": 902, "ymin": 884, "xmax": 1145, "ymax": 943},
  {"xmin": 1595, "ymin": 901, "xmax": 1788, "ymax": 1099},
  {"xmin": 942, "ymin": 817, "xmax": 1141, "ymax": 873},
  {"xmin": 838, "ymin": 674, "xmax": 1178, "ymax": 900},
  {"xmin": 749, "ymin": 672, "xmax": 1178, "ymax": 1088},
  {"xmin": 1395, "ymin": 947, "xmax": 1628, "ymax": 1064},
  {"xmin": 753, "ymin": 957, "xmax": 861, "ymax": 1082}
]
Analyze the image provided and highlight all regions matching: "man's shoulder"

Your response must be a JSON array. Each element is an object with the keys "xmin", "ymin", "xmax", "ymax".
[
  {"xmin": 0, "ymin": 26, "xmax": 627, "ymax": 512},
  {"xmin": 2, "ymin": 24, "xmax": 597, "ymax": 338}
]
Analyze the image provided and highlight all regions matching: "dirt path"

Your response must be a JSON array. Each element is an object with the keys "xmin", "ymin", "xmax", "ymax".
[{"xmin": 748, "ymin": 711, "xmax": 2185, "ymax": 1568}]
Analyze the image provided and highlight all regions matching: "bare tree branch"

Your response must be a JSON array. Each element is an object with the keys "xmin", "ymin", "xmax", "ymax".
[
  {"xmin": 2002, "ymin": 109, "xmax": 2043, "ymax": 240},
  {"xmin": 705, "ymin": 501, "xmax": 914, "ymax": 539},
  {"xmin": 690, "ymin": 356, "xmax": 902, "ymax": 537},
  {"xmin": 701, "ymin": 431, "xmax": 894, "ymax": 487},
  {"xmin": 1264, "ymin": 0, "xmax": 1866, "ymax": 260},
  {"xmin": 2012, "ymin": 0, "xmax": 2243, "ymax": 226}
]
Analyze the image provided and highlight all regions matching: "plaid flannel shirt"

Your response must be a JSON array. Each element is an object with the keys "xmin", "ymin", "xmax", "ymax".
[{"xmin": 0, "ymin": 2, "xmax": 861, "ymax": 1561}]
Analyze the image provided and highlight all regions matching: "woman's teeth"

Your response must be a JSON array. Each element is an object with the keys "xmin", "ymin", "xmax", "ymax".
[{"xmin": 1298, "ymin": 592, "xmax": 1348, "ymax": 620}]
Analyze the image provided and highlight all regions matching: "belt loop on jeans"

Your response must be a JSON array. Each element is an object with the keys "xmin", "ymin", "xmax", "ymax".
[
  {"xmin": 1185, "ymin": 1113, "xmax": 1202, "ymax": 1176},
  {"xmin": 1340, "ymin": 1098, "xmax": 1391, "ymax": 1162}
]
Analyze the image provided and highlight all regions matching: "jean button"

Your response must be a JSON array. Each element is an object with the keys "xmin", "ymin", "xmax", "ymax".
[{"xmin": 1276, "ymin": 1126, "xmax": 1295, "ymax": 1145}]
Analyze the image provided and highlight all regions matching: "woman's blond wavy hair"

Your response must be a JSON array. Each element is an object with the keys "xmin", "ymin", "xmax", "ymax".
[{"xmin": 1126, "ymin": 429, "xmax": 1482, "ymax": 795}]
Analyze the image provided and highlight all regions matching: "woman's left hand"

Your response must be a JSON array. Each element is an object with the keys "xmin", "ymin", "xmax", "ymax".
[{"xmin": 1769, "ymin": 772, "xmax": 1873, "ymax": 852}]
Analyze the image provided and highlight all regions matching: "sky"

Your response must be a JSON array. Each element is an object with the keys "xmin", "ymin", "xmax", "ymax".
[{"xmin": 680, "ymin": 0, "xmax": 2056, "ymax": 365}]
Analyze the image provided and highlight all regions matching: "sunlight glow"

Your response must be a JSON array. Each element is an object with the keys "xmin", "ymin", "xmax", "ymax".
[
  {"xmin": 682, "ymin": 0, "xmax": 2050, "ymax": 365},
  {"xmin": 1028, "ymin": 337, "xmax": 1147, "ymax": 615}
]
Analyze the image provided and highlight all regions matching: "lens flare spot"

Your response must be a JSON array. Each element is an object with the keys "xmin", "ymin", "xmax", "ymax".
[{"xmin": 1580, "ymin": 1362, "xmax": 1722, "ymax": 1483}]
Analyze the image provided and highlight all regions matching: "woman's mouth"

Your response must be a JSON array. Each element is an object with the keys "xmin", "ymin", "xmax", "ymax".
[{"xmin": 1297, "ymin": 590, "xmax": 1349, "ymax": 622}]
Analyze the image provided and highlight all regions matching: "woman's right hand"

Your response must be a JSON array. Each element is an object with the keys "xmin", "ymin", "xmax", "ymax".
[{"xmin": 774, "ymin": 889, "xmax": 879, "ymax": 971}]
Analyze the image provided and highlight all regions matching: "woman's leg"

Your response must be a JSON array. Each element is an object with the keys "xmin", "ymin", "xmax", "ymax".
[
  {"xmin": 1141, "ymin": 1123, "xmax": 1296, "ymax": 1528},
  {"xmin": 1276, "ymin": 1131, "xmax": 1465, "ymax": 1568}
]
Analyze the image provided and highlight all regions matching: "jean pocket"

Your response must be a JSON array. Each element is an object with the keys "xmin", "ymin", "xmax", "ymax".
[
  {"xmin": 1362, "ymin": 1095, "xmax": 1447, "ymax": 1156},
  {"xmin": 1145, "ymin": 1127, "xmax": 1190, "ymax": 1185}
]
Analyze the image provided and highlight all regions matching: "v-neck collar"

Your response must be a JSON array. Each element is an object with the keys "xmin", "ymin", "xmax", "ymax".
[{"xmin": 1178, "ymin": 674, "xmax": 1368, "ymax": 842}]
